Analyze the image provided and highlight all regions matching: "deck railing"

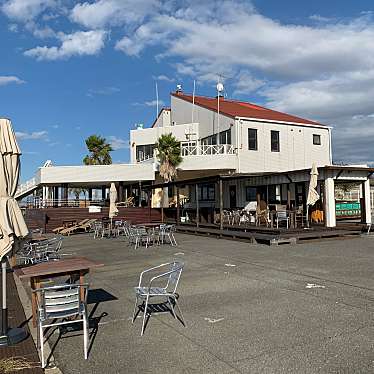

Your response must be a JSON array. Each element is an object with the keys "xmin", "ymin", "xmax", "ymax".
[
  {"xmin": 181, "ymin": 142, "xmax": 236, "ymax": 156},
  {"xmin": 20, "ymin": 198, "xmax": 106, "ymax": 209}
]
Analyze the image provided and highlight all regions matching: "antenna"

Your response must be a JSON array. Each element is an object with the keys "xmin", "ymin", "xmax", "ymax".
[
  {"xmin": 155, "ymin": 81, "xmax": 159, "ymax": 119},
  {"xmin": 192, "ymin": 80, "xmax": 196, "ymax": 124},
  {"xmin": 217, "ymin": 80, "xmax": 224, "ymax": 145}
]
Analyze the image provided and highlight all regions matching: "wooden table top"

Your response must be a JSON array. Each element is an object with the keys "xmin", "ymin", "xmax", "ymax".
[{"xmin": 15, "ymin": 257, "xmax": 104, "ymax": 279}]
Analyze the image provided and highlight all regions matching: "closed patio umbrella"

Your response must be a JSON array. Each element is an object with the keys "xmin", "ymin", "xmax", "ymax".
[
  {"xmin": 0, "ymin": 118, "xmax": 29, "ymax": 345},
  {"xmin": 306, "ymin": 163, "xmax": 320, "ymax": 228},
  {"xmin": 109, "ymin": 183, "xmax": 119, "ymax": 229}
]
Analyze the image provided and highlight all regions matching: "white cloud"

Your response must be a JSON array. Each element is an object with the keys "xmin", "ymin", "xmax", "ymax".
[
  {"xmin": 15, "ymin": 130, "xmax": 47, "ymax": 140},
  {"xmin": 87, "ymin": 86, "xmax": 120, "ymax": 97},
  {"xmin": 0, "ymin": 76, "xmax": 25, "ymax": 86},
  {"xmin": 153, "ymin": 74, "xmax": 175, "ymax": 82},
  {"xmin": 70, "ymin": 0, "xmax": 160, "ymax": 29},
  {"xmin": 24, "ymin": 30, "xmax": 107, "ymax": 61},
  {"xmin": 132, "ymin": 99, "xmax": 165, "ymax": 107},
  {"xmin": 232, "ymin": 71, "xmax": 265, "ymax": 95},
  {"xmin": 107, "ymin": 136, "xmax": 129, "ymax": 150},
  {"xmin": 2, "ymin": 0, "xmax": 56, "ymax": 22}
]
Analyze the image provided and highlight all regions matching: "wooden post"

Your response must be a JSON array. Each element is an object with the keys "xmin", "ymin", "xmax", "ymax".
[
  {"xmin": 138, "ymin": 181, "xmax": 142, "ymax": 207},
  {"xmin": 147, "ymin": 188, "xmax": 152, "ymax": 221},
  {"xmin": 219, "ymin": 178, "xmax": 223, "ymax": 230},
  {"xmin": 176, "ymin": 185, "xmax": 180, "ymax": 225},
  {"xmin": 195, "ymin": 184, "xmax": 199, "ymax": 228}
]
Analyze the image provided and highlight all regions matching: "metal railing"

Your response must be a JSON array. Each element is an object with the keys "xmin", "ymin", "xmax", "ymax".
[
  {"xmin": 136, "ymin": 154, "xmax": 154, "ymax": 163},
  {"xmin": 16, "ymin": 177, "xmax": 37, "ymax": 197},
  {"xmin": 181, "ymin": 142, "xmax": 236, "ymax": 156},
  {"xmin": 20, "ymin": 198, "xmax": 106, "ymax": 209}
]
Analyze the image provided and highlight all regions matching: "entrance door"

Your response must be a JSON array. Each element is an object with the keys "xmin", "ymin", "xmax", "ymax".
[{"xmin": 229, "ymin": 185, "xmax": 237, "ymax": 209}]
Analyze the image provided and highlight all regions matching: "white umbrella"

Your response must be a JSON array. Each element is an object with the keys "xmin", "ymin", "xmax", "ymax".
[
  {"xmin": 109, "ymin": 183, "xmax": 118, "ymax": 229},
  {"xmin": 0, "ymin": 118, "xmax": 29, "ymax": 345},
  {"xmin": 306, "ymin": 163, "xmax": 319, "ymax": 227}
]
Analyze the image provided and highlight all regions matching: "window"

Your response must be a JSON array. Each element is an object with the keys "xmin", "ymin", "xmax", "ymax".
[
  {"xmin": 198, "ymin": 183, "xmax": 215, "ymax": 201},
  {"xmin": 268, "ymin": 185, "xmax": 281, "ymax": 204},
  {"xmin": 271, "ymin": 130, "xmax": 280, "ymax": 152},
  {"xmin": 313, "ymin": 134, "xmax": 321, "ymax": 145},
  {"xmin": 245, "ymin": 187, "xmax": 257, "ymax": 201},
  {"xmin": 136, "ymin": 144, "xmax": 154, "ymax": 161},
  {"xmin": 219, "ymin": 129, "xmax": 231, "ymax": 145},
  {"xmin": 201, "ymin": 134, "xmax": 217, "ymax": 146},
  {"xmin": 248, "ymin": 129, "xmax": 258, "ymax": 150}
]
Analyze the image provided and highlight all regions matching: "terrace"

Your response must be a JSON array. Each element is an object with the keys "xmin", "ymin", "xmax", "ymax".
[{"xmin": 13, "ymin": 232, "xmax": 374, "ymax": 373}]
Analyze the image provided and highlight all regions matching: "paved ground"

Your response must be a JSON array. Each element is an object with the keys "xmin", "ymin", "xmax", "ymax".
[{"xmin": 31, "ymin": 233, "xmax": 374, "ymax": 373}]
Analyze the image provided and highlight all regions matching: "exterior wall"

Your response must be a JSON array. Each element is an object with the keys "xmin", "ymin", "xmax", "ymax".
[
  {"xmin": 153, "ymin": 109, "xmax": 171, "ymax": 128},
  {"xmin": 180, "ymin": 154, "xmax": 237, "ymax": 171},
  {"xmin": 237, "ymin": 119, "xmax": 331, "ymax": 173},
  {"xmin": 39, "ymin": 163, "xmax": 155, "ymax": 184},
  {"xmin": 171, "ymin": 95, "xmax": 235, "ymax": 140},
  {"xmin": 130, "ymin": 123, "xmax": 199, "ymax": 162}
]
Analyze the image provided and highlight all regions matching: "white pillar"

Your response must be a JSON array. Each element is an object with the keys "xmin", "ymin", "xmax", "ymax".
[
  {"xmin": 363, "ymin": 179, "xmax": 372, "ymax": 224},
  {"xmin": 324, "ymin": 177, "xmax": 336, "ymax": 227}
]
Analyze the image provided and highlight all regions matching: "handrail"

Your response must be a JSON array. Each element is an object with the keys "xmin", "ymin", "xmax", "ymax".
[{"xmin": 181, "ymin": 142, "xmax": 236, "ymax": 156}]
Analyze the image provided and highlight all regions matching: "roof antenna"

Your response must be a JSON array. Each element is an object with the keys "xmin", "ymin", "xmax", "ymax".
[
  {"xmin": 191, "ymin": 79, "xmax": 196, "ymax": 124},
  {"xmin": 217, "ymin": 80, "xmax": 224, "ymax": 145},
  {"xmin": 155, "ymin": 81, "xmax": 159, "ymax": 119}
]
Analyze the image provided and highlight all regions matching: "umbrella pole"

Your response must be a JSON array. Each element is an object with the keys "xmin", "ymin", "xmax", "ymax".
[
  {"xmin": 1, "ymin": 259, "xmax": 7, "ymax": 336},
  {"xmin": 0, "ymin": 256, "xmax": 28, "ymax": 346}
]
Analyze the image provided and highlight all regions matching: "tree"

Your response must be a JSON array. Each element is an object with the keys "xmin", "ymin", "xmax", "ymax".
[
  {"xmin": 155, "ymin": 133, "xmax": 182, "ymax": 182},
  {"xmin": 83, "ymin": 135, "xmax": 113, "ymax": 165}
]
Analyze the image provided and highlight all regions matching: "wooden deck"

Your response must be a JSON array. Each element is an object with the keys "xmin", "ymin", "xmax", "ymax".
[
  {"xmin": 24, "ymin": 207, "xmax": 161, "ymax": 233},
  {"xmin": 176, "ymin": 222, "xmax": 365, "ymax": 245}
]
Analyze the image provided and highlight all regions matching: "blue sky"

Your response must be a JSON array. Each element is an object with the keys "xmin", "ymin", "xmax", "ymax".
[{"xmin": 1, "ymin": 0, "xmax": 374, "ymax": 181}]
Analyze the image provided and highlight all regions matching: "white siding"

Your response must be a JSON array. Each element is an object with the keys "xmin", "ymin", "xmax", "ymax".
[
  {"xmin": 171, "ymin": 95, "xmax": 235, "ymax": 140},
  {"xmin": 237, "ymin": 120, "xmax": 331, "ymax": 173},
  {"xmin": 40, "ymin": 163, "xmax": 155, "ymax": 184}
]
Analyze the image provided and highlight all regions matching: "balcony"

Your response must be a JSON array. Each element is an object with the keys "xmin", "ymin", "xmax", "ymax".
[{"xmin": 181, "ymin": 142, "xmax": 236, "ymax": 156}]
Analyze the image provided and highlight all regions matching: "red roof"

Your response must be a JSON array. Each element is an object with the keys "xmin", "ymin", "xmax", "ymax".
[{"xmin": 172, "ymin": 93, "xmax": 323, "ymax": 126}]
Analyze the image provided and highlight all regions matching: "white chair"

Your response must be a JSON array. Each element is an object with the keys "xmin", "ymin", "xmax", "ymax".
[
  {"xmin": 33, "ymin": 284, "xmax": 89, "ymax": 368},
  {"xmin": 276, "ymin": 210, "xmax": 289, "ymax": 229},
  {"xmin": 132, "ymin": 262, "xmax": 185, "ymax": 336}
]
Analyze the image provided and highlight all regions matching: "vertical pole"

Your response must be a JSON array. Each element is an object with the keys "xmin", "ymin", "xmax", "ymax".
[
  {"xmin": 88, "ymin": 188, "xmax": 92, "ymax": 201},
  {"xmin": 147, "ymin": 188, "xmax": 151, "ymax": 221},
  {"xmin": 139, "ymin": 181, "xmax": 142, "ymax": 207},
  {"xmin": 219, "ymin": 178, "xmax": 223, "ymax": 230},
  {"xmin": 195, "ymin": 184, "xmax": 199, "ymax": 228},
  {"xmin": 1, "ymin": 259, "xmax": 7, "ymax": 335},
  {"xmin": 161, "ymin": 187, "xmax": 164, "ymax": 223},
  {"xmin": 324, "ymin": 177, "xmax": 336, "ymax": 228},
  {"xmin": 362, "ymin": 179, "xmax": 372, "ymax": 225},
  {"xmin": 176, "ymin": 185, "xmax": 180, "ymax": 225}
]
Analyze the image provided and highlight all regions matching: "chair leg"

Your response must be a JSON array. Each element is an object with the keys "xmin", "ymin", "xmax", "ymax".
[
  {"xmin": 132, "ymin": 295, "xmax": 139, "ymax": 323},
  {"xmin": 174, "ymin": 298, "xmax": 186, "ymax": 327},
  {"xmin": 168, "ymin": 297, "xmax": 177, "ymax": 319},
  {"xmin": 83, "ymin": 313, "xmax": 88, "ymax": 360},
  {"xmin": 141, "ymin": 296, "xmax": 149, "ymax": 336},
  {"xmin": 39, "ymin": 323, "xmax": 45, "ymax": 368}
]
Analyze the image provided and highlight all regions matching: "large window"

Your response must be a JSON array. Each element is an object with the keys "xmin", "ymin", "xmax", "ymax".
[
  {"xmin": 313, "ymin": 134, "xmax": 321, "ymax": 145},
  {"xmin": 248, "ymin": 129, "xmax": 258, "ymax": 150},
  {"xmin": 219, "ymin": 129, "xmax": 231, "ymax": 145},
  {"xmin": 246, "ymin": 186, "xmax": 257, "ymax": 201},
  {"xmin": 201, "ymin": 134, "xmax": 217, "ymax": 146},
  {"xmin": 271, "ymin": 130, "xmax": 280, "ymax": 152},
  {"xmin": 136, "ymin": 144, "xmax": 154, "ymax": 161},
  {"xmin": 198, "ymin": 183, "xmax": 215, "ymax": 201},
  {"xmin": 268, "ymin": 185, "xmax": 281, "ymax": 204}
]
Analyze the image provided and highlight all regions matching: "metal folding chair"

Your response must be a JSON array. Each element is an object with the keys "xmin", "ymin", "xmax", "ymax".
[
  {"xmin": 33, "ymin": 284, "xmax": 89, "ymax": 368},
  {"xmin": 132, "ymin": 261, "xmax": 185, "ymax": 335}
]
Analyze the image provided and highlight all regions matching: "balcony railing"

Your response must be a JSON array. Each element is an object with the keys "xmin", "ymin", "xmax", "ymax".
[{"xmin": 181, "ymin": 142, "xmax": 236, "ymax": 156}]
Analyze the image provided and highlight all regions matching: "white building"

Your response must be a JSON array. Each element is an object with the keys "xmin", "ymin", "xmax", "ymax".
[
  {"xmin": 16, "ymin": 90, "xmax": 372, "ymax": 228},
  {"xmin": 131, "ymin": 91, "xmax": 332, "ymax": 174}
]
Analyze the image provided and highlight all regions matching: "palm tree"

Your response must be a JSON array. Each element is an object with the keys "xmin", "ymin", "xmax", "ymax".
[
  {"xmin": 155, "ymin": 133, "xmax": 182, "ymax": 182},
  {"xmin": 83, "ymin": 135, "xmax": 113, "ymax": 165}
]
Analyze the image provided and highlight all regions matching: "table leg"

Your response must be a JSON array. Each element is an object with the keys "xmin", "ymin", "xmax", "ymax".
[
  {"xmin": 79, "ymin": 270, "xmax": 88, "ymax": 300},
  {"xmin": 31, "ymin": 277, "xmax": 40, "ymax": 328}
]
